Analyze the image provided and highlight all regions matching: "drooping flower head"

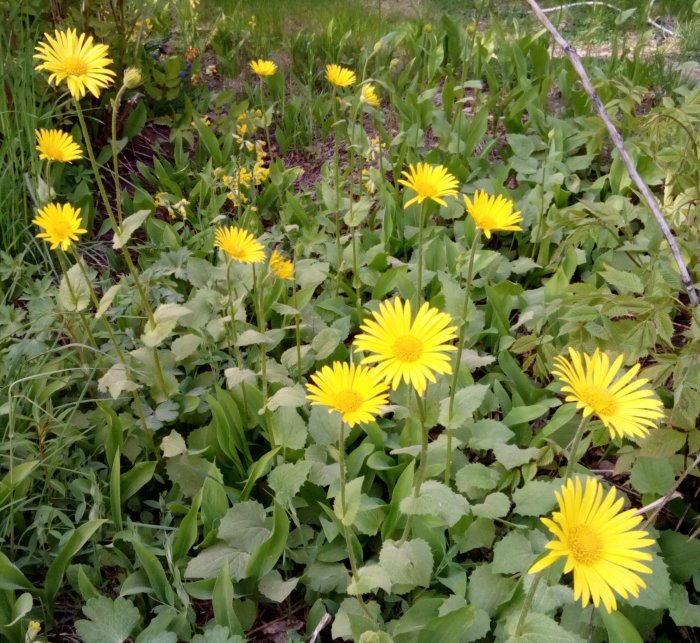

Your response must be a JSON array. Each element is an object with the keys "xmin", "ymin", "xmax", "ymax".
[
  {"xmin": 34, "ymin": 29, "xmax": 116, "ymax": 99},
  {"xmin": 529, "ymin": 477, "xmax": 654, "ymax": 613},
  {"xmin": 325, "ymin": 64, "xmax": 356, "ymax": 88},
  {"xmin": 354, "ymin": 297, "xmax": 457, "ymax": 394},
  {"xmin": 463, "ymin": 190, "xmax": 522, "ymax": 238},
  {"xmin": 269, "ymin": 249, "xmax": 294, "ymax": 281},
  {"xmin": 360, "ymin": 83, "xmax": 380, "ymax": 107},
  {"xmin": 552, "ymin": 348, "xmax": 664, "ymax": 440},
  {"xmin": 250, "ymin": 59, "xmax": 278, "ymax": 77},
  {"xmin": 214, "ymin": 226, "xmax": 265, "ymax": 264},
  {"xmin": 398, "ymin": 163, "xmax": 459, "ymax": 209},
  {"xmin": 35, "ymin": 129, "xmax": 82, "ymax": 163},
  {"xmin": 307, "ymin": 362, "xmax": 389, "ymax": 427},
  {"xmin": 32, "ymin": 203, "xmax": 87, "ymax": 251}
]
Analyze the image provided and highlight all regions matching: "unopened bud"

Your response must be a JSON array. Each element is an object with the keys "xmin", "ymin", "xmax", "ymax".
[{"xmin": 123, "ymin": 67, "xmax": 143, "ymax": 89}]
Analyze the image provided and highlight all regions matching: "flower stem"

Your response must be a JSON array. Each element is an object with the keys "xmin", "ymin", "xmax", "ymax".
[
  {"xmin": 445, "ymin": 229, "xmax": 481, "ymax": 484},
  {"xmin": 338, "ymin": 418, "xmax": 360, "ymax": 582},
  {"xmin": 332, "ymin": 89, "xmax": 342, "ymax": 290},
  {"xmin": 416, "ymin": 200, "xmax": 429, "ymax": 308},
  {"xmin": 226, "ymin": 259, "xmax": 249, "ymax": 419},
  {"xmin": 514, "ymin": 573, "xmax": 542, "ymax": 637},
  {"xmin": 564, "ymin": 416, "xmax": 589, "ymax": 480},
  {"xmin": 260, "ymin": 79, "xmax": 272, "ymax": 156},
  {"xmin": 111, "ymin": 85, "xmax": 127, "ymax": 227},
  {"xmin": 293, "ymin": 277, "xmax": 303, "ymax": 383},
  {"xmin": 400, "ymin": 390, "xmax": 428, "ymax": 543}
]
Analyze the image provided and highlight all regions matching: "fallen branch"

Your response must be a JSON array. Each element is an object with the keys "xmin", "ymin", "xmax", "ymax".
[{"xmin": 525, "ymin": 0, "xmax": 698, "ymax": 306}]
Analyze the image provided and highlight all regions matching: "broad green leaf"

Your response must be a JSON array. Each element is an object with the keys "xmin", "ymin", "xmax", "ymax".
[
  {"xmin": 58, "ymin": 262, "xmax": 90, "ymax": 311},
  {"xmin": 455, "ymin": 463, "xmax": 500, "ymax": 496},
  {"xmin": 492, "ymin": 444, "xmax": 538, "ymax": 469},
  {"xmin": 132, "ymin": 540, "xmax": 175, "ymax": 605},
  {"xmin": 471, "ymin": 492, "xmax": 510, "ymax": 519},
  {"xmin": 507, "ymin": 612, "xmax": 585, "ymax": 642},
  {"xmin": 658, "ymin": 531, "xmax": 700, "ymax": 583},
  {"xmin": 192, "ymin": 625, "xmax": 244, "ymax": 643},
  {"xmin": 218, "ymin": 501, "xmax": 270, "ymax": 551},
  {"xmin": 141, "ymin": 303, "xmax": 191, "ymax": 347},
  {"xmin": 334, "ymin": 477, "xmax": 363, "ymax": 526},
  {"xmin": 98, "ymin": 363, "xmax": 140, "ymax": 400},
  {"xmin": 161, "ymin": 430, "xmax": 187, "ymax": 458},
  {"xmin": 311, "ymin": 327, "xmax": 344, "ymax": 360},
  {"xmin": 468, "ymin": 419, "xmax": 514, "ymax": 450},
  {"xmin": 172, "ymin": 333, "xmax": 202, "ymax": 361},
  {"xmin": 246, "ymin": 501, "xmax": 289, "ymax": 580},
  {"xmin": 379, "ymin": 538, "xmax": 432, "ymax": 592},
  {"xmin": 185, "ymin": 544, "xmax": 251, "ymax": 580},
  {"xmin": 628, "ymin": 549, "xmax": 672, "ymax": 610},
  {"xmin": 630, "ymin": 457, "xmax": 675, "ymax": 495},
  {"xmin": 599, "ymin": 608, "xmax": 643, "ymax": 643},
  {"xmin": 438, "ymin": 384, "xmax": 489, "ymax": 430},
  {"xmin": 95, "ymin": 282, "xmax": 123, "ymax": 319},
  {"xmin": 121, "ymin": 461, "xmax": 157, "ymax": 501},
  {"xmin": 512, "ymin": 479, "xmax": 562, "ymax": 516},
  {"xmin": 213, "ymin": 561, "xmax": 243, "ymax": 635},
  {"xmin": 75, "ymin": 596, "xmax": 141, "ymax": 643},
  {"xmin": 224, "ymin": 367, "xmax": 256, "ymax": 389},
  {"xmin": 113, "ymin": 209, "xmax": 150, "ymax": 249},
  {"xmin": 599, "ymin": 264, "xmax": 644, "ymax": 295},
  {"xmin": 503, "ymin": 404, "xmax": 550, "ymax": 427},
  {"xmin": 418, "ymin": 605, "xmax": 476, "ymax": 643},
  {"xmin": 669, "ymin": 584, "xmax": 700, "ymax": 627},
  {"xmin": 467, "ymin": 564, "xmax": 517, "ymax": 616},
  {"xmin": 45, "ymin": 519, "xmax": 107, "ymax": 608},
  {"xmin": 492, "ymin": 532, "xmax": 536, "ymax": 574},
  {"xmin": 267, "ymin": 460, "xmax": 313, "ymax": 507},
  {"xmin": 305, "ymin": 562, "xmax": 350, "ymax": 593},
  {"xmin": 264, "ymin": 385, "xmax": 307, "ymax": 412},
  {"xmin": 258, "ymin": 570, "xmax": 298, "ymax": 602},
  {"xmin": 0, "ymin": 551, "xmax": 34, "ymax": 591},
  {"xmin": 331, "ymin": 598, "xmax": 381, "ymax": 641},
  {"xmin": 400, "ymin": 480, "xmax": 469, "ymax": 527},
  {"xmin": 347, "ymin": 564, "xmax": 393, "ymax": 596}
]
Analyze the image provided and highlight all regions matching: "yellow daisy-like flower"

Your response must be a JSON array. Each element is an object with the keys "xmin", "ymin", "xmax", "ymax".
[
  {"xmin": 34, "ymin": 29, "xmax": 116, "ymax": 99},
  {"xmin": 529, "ymin": 477, "xmax": 654, "ymax": 613},
  {"xmin": 307, "ymin": 362, "xmax": 389, "ymax": 427},
  {"xmin": 354, "ymin": 297, "xmax": 457, "ymax": 394},
  {"xmin": 35, "ymin": 128, "xmax": 82, "ymax": 163},
  {"xmin": 214, "ymin": 226, "xmax": 265, "ymax": 264},
  {"xmin": 397, "ymin": 163, "xmax": 459, "ymax": 209},
  {"xmin": 269, "ymin": 249, "xmax": 294, "ymax": 281},
  {"xmin": 32, "ymin": 202, "xmax": 87, "ymax": 251},
  {"xmin": 360, "ymin": 83, "xmax": 380, "ymax": 107},
  {"xmin": 325, "ymin": 64, "xmax": 356, "ymax": 88},
  {"xmin": 553, "ymin": 348, "xmax": 664, "ymax": 440},
  {"xmin": 463, "ymin": 190, "xmax": 523, "ymax": 239},
  {"xmin": 250, "ymin": 59, "xmax": 278, "ymax": 77}
]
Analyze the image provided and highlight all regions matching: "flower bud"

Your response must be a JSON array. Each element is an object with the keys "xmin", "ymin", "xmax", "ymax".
[{"xmin": 123, "ymin": 67, "xmax": 143, "ymax": 89}]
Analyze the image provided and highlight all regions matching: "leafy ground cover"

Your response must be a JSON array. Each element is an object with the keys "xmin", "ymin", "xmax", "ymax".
[{"xmin": 2, "ymin": 0, "xmax": 700, "ymax": 641}]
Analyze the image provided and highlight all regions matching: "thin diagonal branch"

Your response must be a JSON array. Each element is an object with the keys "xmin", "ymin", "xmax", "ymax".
[{"xmin": 525, "ymin": 0, "xmax": 698, "ymax": 306}]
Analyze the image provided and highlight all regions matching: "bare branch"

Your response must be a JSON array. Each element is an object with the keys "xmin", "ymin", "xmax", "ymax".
[{"xmin": 525, "ymin": 0, "xmax": 698, "ymax": 306}]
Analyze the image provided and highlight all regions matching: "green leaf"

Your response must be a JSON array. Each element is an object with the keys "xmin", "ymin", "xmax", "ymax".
[
  {"xmin": 492, "ymin": 532, "xmax": 535, "ymax": 574},
  {"xmin": 418, "ymin": 605, "xmax": 476, "ymax": 643},
  {"xmin": 113, "ymin": 210, "xmax": 150, "ymax": 249},
  {"xmin": 659, "ymin": 531, "xmax": 700, "ymax": 583},
  {"xmin": 669, "ymin": 584, "xmax": 700, "ymax": 627},
  {"xmin": 95, "ymin": 282, "xmax": 123, "ymax": 319},
  {"xmin": 45, "ymin": 519, "xmax": 107, "ymax": 608},
  {"xmin": 599, "ymin": 608, "xmax": 643, "ymax": 643},
  {"xmin": 455, "ymin": 463, "xmax": 500, "ymax": 497},
  {"xmin": 471, "ymin": 492, "xmax": 510, "ymax": 519},
  {"xmin": 400, "ymin": 481, "xmax": 469, "ymax": 527},
  {"xmin": 213, "ymin": 561, "xmax": 243, "ymax": 635},
  {"xmin": 630, "ymin": 457, "xmax": 675, "ymax": 495},
  {"xmin": 172, "ymin": 490, "xmax": 202, "ymax": 562},
  {"xmin": 98, "ymin": 363, "xmax": 140, "ymax": 399},
  {"xmin": 185, "ymin": 544, "xmax": 251, "ymax": 581},
  {"xmin": 218, "ymin": 501, "xmax": 269, "ymax": 550},
  {"xmin": 267, "ymin": 460, "xmax": 313, "ymax": 507},
  {"xmin": 58, "ymin": 262, "xmax": 90, "ymax": 311},
  {"xmin": 172, "ymin": 333, "xmax": 202, "ymax": 361},
  {"xmin": 311, "ymin": 327, "xmax": 345, "ymax": 360},
  {"xmin": 132, "ymin": 540, "xmax": 175, "ymax": 605},
  {"xmin": 379, "ymin": 538, "xmax": 433, "ymax": 592},
  {"xmin": 334, "ymin": 476, "xmax": 364, "ymax": 527},
  {"xmin": 512, "ymin": 479, "xmax": 562, "ymax": 516},
  {"xmin": 468, "ymin": 419, "xmax": 514, "ymax": 450},
  {"xmin": 258, "ymin": 570, "xmax": 298, "ymax": 602},
  {"xmin": 331, "ymin": 598, "xmax": 381, "ymax": 641},
  {"xmin": 264, "ymin": 385, "xmax": 307, "ymax": 412},
  {"xmin": 628, "ymin": 549, "xmax": 672, "ymax": 610},
  {"xmin": 347, "ymin": 564, "xmax": 393, "ymax": 596},
  {"xmin": 161, "ymin": 430, "xmax": 187, "ymax": 458},
  {"xmin": 467, "ymin": 564, "xmax": 517, "ymax": 616},
  {"xmin": 246, "ymin": 501, "xmax": 289, "ymax": 581},
  {"xmin": 141, "ymin": 303, "xmax": 191, "ymax": 348},
  {"xmin": 492, "ymin": 444, "xmax": 538, "ymax": 469},
  {"xmin": 121, "ymin": 461, "xmax": 157, "ymax": 501},
  {"xmin": 192, "ymin": 625, "xmax": 244, "ymax": 643},
  {"xmin": 438, "ymin": 384, "xmax": 489, "ymax": 430},
  {"xmin": 75, "ymin": 596, "xmax": 142, "ymax": 643},
  {"xmin": 599, "ymin": 264, "xmax": 644, "ymax": 295},
  {"xmin": 507, "ymin": 612, "xmax": 585, "ymax": 642},
  {"xmin": 503, "ymin": 404, "xmax": 550, "ymax": 427}
]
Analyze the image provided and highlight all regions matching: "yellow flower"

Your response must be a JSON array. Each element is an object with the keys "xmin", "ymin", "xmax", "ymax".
[
  {"xmin": 250, "ymin": 59, "xmax": 278, "ymax": 77},
  {"xmin": 34, "ymin": 29, "xmax": 116, "ymax": 99},
  {"xmin": 529, "ymin": 477, "xmax": 654, "ymax": 613},
  {"xmin": 325, "ymin": 64, "xmax": 356, "ymax": 88},
  {"xmin": 360, "ymin": 83, "xmax": 380, "ymax": 107},
  {"xmin": 35, "ymin": 129, "xmax": 82, "ymax": 163},
  {"xmin": 398, "ymin": 163, "xmax": 459, "ymax": 209},
  {"xmin": 354, "ymin": 297, "xmax": 457, "ymax": 394},
  {"xmin": 553, "ymin": 348, "xmax": 664, "ymax": 440},
  {"xmin": 307, "ymin": 362, "xmax": 389, "ymax": 427},
  {"xmin": 463, "ymin": 190, "xmax": 522, "ymax": 238},
  {"xmin": 32, "ymin": 202, "xmax": 87, "ymax": 251},
  {"xmin": 270, "ymin": 249, "xmax": 294, "ymax": 280},
  {"xmin": 214, "ymin": 226, "xmax": 264, "ymax": 263}
]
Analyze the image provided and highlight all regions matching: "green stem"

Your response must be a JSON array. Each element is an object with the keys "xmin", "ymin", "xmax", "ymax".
[
  {"xmin": 445, "ymin": 229, "xmax": 481, "ymax": 484},
  {"xmin": 293, "ymin": 276, "xmax": 302, "ymax": 383},
  {"xmin": 260, "ymin": 80, "xmax": 272, "ymax": 157},
  {"xmin": 514, "ymin": 574, "xmax": 542, "ymax": 637},
  {"xmin": 56, "ymin": 250, "xmax": 97, "ymax": 357},
  {"xmin": 332, "ymin": 89, "xmax": 342, "ymax": 287},
  {"xmin": 564, "ymin": 416, "xmax": 589, "ymax": 480},
  {"xmin": 111, "ymin": 85, "xmax": 127, "ymax": 227},
  {"xmin": 338, "ymin": 418, "xmax": 360, "ymax": 582},
  {"xmin": 400, "ymin": 390, "xmax": 428, "ymax": 543},
  {"xmin": 226, "ymin": 259, "xmax": 249, "ymax": 419},
  {"xmin": 416, "ymin": 200, "xmax": 428, "ymax": 307}
]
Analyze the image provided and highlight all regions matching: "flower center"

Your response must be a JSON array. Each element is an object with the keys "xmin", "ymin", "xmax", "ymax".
[
  {"xmin": 44, "ymin": 143, "xmax": 64, "ymax": 160},
  {"xmin": 335, "ymin": 389, "xmax": 363, "ymax": 415},
  {"xmin": 51, "ymin": 219, "xmax": 74, "ymax": 241},
  {"xmin": 63, "ymin": 56, "xmax": 88, "ymax": 77},
  {"xmin": 228, "ymin": 244, "xmax": 245, "ymax": 259},
  {"xmin": 392, "ymin": 335, "xmax": 423, "ymax": 363},
  {"xmin": 580, "ymin": 386, "xmax": 618, "ymax": 417},
  {"xmin": 568, "ymin": 524, "xmax": 603, "ymax": 565},
  {"xmin": 414, "ymin": 178, "xmax": 436, "ymax": 198}
]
